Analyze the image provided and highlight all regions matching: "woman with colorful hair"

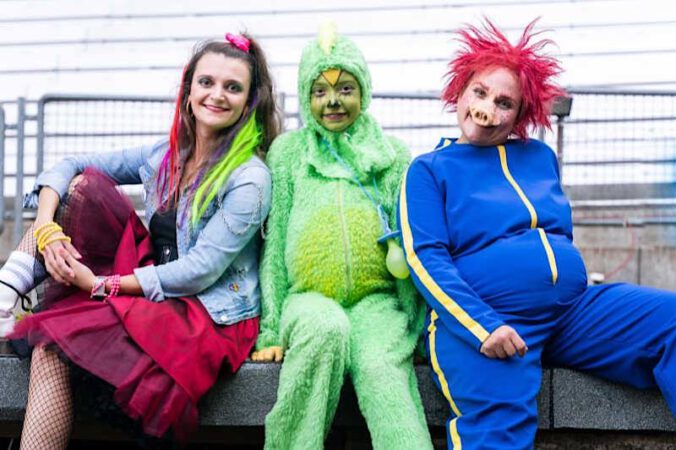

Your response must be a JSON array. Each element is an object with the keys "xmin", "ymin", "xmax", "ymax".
[
  {"xmin": 399, "ymin": 19, "xmax": 676, "ymax": 449},
  {"xmin": 0, "ymin": 33, "xmax": 280, "ymax": 448}
]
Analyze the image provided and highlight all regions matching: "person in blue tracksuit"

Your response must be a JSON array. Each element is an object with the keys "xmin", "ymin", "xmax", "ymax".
[{"xmin": 399, "ymin": 19, "xmax": 676, "ymax": 449}]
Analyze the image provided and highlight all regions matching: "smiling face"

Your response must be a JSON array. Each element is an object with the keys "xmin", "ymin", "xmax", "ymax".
[
  {"xmin": 456, "ymin": 67, "xmax": 522, "ymax": 147},
  {"xmin": 188, "ymin": 52, "xmax": 251, "ymax": 141},
  {"xmin": 310, "ymin": 69, "xmax": 362, "ymax": 132}
]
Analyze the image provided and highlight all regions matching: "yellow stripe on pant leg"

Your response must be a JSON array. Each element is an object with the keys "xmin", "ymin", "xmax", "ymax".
[
  {"xmin": 429, "ymin": 310, "xmax": 462, "ymax": 449},
  {"xmin": 449, "ymin": 418, "xmax": 462, "ymax": 450}
]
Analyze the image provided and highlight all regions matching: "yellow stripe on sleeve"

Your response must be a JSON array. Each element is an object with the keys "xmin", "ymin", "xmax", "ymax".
[{"xmin": 399, "ymin": 170, "xmax": 490, "ymax": 343}]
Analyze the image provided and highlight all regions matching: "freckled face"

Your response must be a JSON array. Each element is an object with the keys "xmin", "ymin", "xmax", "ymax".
[
  {"xmin": 310, "ymin": 70, "xmax": 362, "ymax": 132},
  {"xmin": 456, "ymin": 67, "xmax": 522, "ymax": 147},
  {"xmin": 188, "ymin": 53, "xmax": 251, "ymax": 139}
]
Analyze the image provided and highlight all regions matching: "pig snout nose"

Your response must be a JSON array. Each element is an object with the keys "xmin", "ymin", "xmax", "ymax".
[{"xmin": 470, "ymin": 106, "xmax": 499, "ymax": 126}]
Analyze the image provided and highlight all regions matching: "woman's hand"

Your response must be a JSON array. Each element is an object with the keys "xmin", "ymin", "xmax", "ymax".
[
  {"xmin": 34, "ymin": 187, "xmax": 81, "ymax": 285},
  {"xmin": 480, "ymin": 325, "xmax": 528, "ymax": 359},
  {"xmin": 59, "ymin": 250, "xmax": 96, "ymax": 293},
  {"xmin": 251, "ymin": 346, "xmax": 284, "ymax": 362},
  {"xmin": 41, "ymin": 231, "xmax": 82, "ymax": 285}
]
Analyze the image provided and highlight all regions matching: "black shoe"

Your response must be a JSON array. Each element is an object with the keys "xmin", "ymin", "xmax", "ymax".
[{"xmin": 0, "ymin": 339, "xmax": 15, "ymax": 356}]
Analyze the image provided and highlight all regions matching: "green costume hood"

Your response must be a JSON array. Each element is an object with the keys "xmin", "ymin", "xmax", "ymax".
[{"xmin": 298, "ymin": 29, "xmax": 396, "ymax": 181}]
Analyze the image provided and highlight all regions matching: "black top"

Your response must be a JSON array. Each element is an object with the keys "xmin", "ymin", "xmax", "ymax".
[{"xmin": 149, "ymin": 205, "xmax": 178, "ymax": 264}]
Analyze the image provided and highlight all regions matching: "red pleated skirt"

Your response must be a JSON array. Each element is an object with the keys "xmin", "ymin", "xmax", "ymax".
[{"xmin": 10, "ymin": 169, "xmax": 258, "ymax": 441}]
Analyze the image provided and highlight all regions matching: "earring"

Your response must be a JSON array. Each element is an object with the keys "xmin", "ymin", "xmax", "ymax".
[{"xmin": 185, "ymin": 102, "xmax": 194, "ymax": 118}]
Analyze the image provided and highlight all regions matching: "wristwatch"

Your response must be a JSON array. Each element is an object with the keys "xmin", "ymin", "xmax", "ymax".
[{"xmin": 90, "ymin": 276, "xmax": 107, "ymax": 300}]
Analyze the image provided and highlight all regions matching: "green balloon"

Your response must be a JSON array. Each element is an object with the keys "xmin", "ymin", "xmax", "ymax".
[{"xmin": 386, "ymin": 239, "xmax": 410, "ymax": 280}]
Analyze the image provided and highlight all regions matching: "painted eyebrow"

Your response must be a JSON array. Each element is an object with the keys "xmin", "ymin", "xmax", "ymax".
[
  {"xmin": 312, "ymin": 79, "xmax": 330, "ymax": 87},
  {"xmin": 472, "ymin": 81, "xmax": 517, "ymax": 102},
  {"xmin": 495, "ymin": 94, "xmax": 517, "ymax": 103}
]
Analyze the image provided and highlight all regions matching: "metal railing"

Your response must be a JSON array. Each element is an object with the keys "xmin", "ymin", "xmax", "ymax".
[
  {"xmin": 559, "ymin": 89, "xmax": 676, "ymax": 188},
  {"xmin": 2, "ymin": 90, "xmax": 676, "ymax": 242}
]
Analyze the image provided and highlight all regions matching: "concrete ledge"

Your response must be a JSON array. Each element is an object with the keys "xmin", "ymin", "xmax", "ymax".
[
  {"xmin": 1, "ymin": 355, "xmax": 673, "ymax": 434},
  {"xmin": 551, "ymin": 369, "xmax": 675, "ymax": 431},
  {"xmin": 0, "ymin": 355, "xmax": 29, "ymax": 422}
]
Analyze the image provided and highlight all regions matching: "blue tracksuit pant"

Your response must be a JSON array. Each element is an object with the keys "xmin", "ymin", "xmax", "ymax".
[{"xmin": 426, "ymin": 283, "xmax": 676, "ymax": 449}]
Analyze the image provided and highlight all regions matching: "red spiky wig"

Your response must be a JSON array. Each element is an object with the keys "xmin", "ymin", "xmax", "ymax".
[{"xmin": 442, "ymin": 18, "xmax": 566, "ymax": 140}]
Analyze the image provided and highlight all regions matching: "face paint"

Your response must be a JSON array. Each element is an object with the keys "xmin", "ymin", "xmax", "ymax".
[
  {"xmin": 322, "ymin": 68, "xmax": 341, "ymax": 86},
  {"xmin": 310, "ymin": 70, "xmax": 361, "ymax": 132},
  {"xmin": 456, "ymin": 67, "xmax": 522, "ymax": 147}
]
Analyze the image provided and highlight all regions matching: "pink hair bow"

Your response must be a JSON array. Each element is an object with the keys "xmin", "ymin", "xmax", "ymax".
[{"xmin": 225, "ymin": 33, "xmax": 250, "ymax": 53}]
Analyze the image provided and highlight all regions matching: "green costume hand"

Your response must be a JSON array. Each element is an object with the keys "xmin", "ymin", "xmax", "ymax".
[{"xmin": 251, "ymin": 346, "xmax": 284, "ymax": 362}]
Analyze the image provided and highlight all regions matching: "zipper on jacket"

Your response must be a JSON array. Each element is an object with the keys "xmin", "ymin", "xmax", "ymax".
[
  {"xmin": 497, "ymin": 145, "xmax": 558, "ymax": 285},
  {"xmin": 336, "ymin": 183, "xmax": 354, "ymax": 299},
  {"xmin": 536, "ymin": 228, "xmax": 558, "ymax": 284}
]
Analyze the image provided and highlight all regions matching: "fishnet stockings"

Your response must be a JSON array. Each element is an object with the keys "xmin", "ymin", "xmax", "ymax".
[
  {"xmin": 19, "ymin": 345, "xmax": 73, "ymax": 450},
  {"xmin": 18, "ymin": 206, "xmax": 68, "ymax": 261},
  {"xmin": 17, "ymin": 223, "xmax": 40, "ymax": 260},
  {"xmin": 16, "ymin": 177, "xmax": 87, "ymax": 449}
]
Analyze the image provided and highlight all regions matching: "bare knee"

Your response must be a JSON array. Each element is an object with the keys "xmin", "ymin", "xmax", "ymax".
[{"xmin": 67, "ymin": 175, "xmax": 85, "ymax": 195}]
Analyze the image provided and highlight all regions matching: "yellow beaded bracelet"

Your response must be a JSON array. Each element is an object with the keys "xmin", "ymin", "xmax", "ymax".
[
  {"xmin": 38, "ymin": 235, "xmax": 71, "ymax": 253},
  {"xmin": 37, "ymin": 227, "xmax": 63, "ymax": 250},
  {"xmin": 34, "ymin": 222, "xmax": 64, "ymax": 249},
  {"xmin": 33, "ymin": 221, "xmax": 61, "ymax": 238},
  {"xmin": 35, "ymin": 226, "xmax": 63, "ymax": 247}
]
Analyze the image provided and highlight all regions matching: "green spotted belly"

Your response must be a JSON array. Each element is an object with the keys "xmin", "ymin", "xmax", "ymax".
[{"xmin": 288, "ymin": 203, "xmax": 392, "ymax": 307}]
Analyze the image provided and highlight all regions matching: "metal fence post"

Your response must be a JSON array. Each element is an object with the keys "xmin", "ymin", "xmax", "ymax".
[
  {"xmin": 13, "ymin": 98, "xmax": 26, "ymax": 245},
  {"xmin": 279, "ymin": 92, "xmax": 287, "ymax": 131},
  {"xmin": 0, "ymin": 106, "xmax": 5, "ymax": 236},
  {"xmin": 36, "ymin": 98, "xmax": 45, "ymax": 175},
  {"xmin": 556, "ymin": 115, "xmax": 565, "ymax": 179}
]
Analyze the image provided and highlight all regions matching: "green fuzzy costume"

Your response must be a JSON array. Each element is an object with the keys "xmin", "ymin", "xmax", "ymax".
[{"xmin": 257, "ymin": 30, "xmax": 433, "ymax": 450}]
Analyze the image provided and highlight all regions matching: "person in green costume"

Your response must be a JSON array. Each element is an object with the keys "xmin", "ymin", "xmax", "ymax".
[{"xmin": 251, "ymin": 25, "xmax": 434, "ymax": 450}]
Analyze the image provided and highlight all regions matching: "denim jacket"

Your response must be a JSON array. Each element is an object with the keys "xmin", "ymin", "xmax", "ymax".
[{"xmin": 24, "ymin": 139, "xmax": 272, "ymax": 325}]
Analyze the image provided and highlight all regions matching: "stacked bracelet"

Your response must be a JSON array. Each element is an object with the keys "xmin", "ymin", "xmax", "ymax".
[
  {"xmin": 90, "ymin": 274, "xmax": 121, "ymax": 300},
  {"xmin": 33, "ymin": 221, "xmax": 59, "ymax": 237},
  {"xmin": 33, "ymin": 221, "xmax": 71, "ymax": 253},
  {"xmin": 106, "ymin": 274, "xmax": 121, "ymax": 298}
]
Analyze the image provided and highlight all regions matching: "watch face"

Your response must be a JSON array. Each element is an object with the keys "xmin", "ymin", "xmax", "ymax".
[{"xmin": 91, "ymin": 277, "xmax": 107, "ymax": 300}]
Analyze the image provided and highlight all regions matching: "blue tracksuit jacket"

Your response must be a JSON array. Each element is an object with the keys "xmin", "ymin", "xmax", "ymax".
[{"xmin": 399, "ymin": 138, "xmax": 676, "ymax": 450}]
